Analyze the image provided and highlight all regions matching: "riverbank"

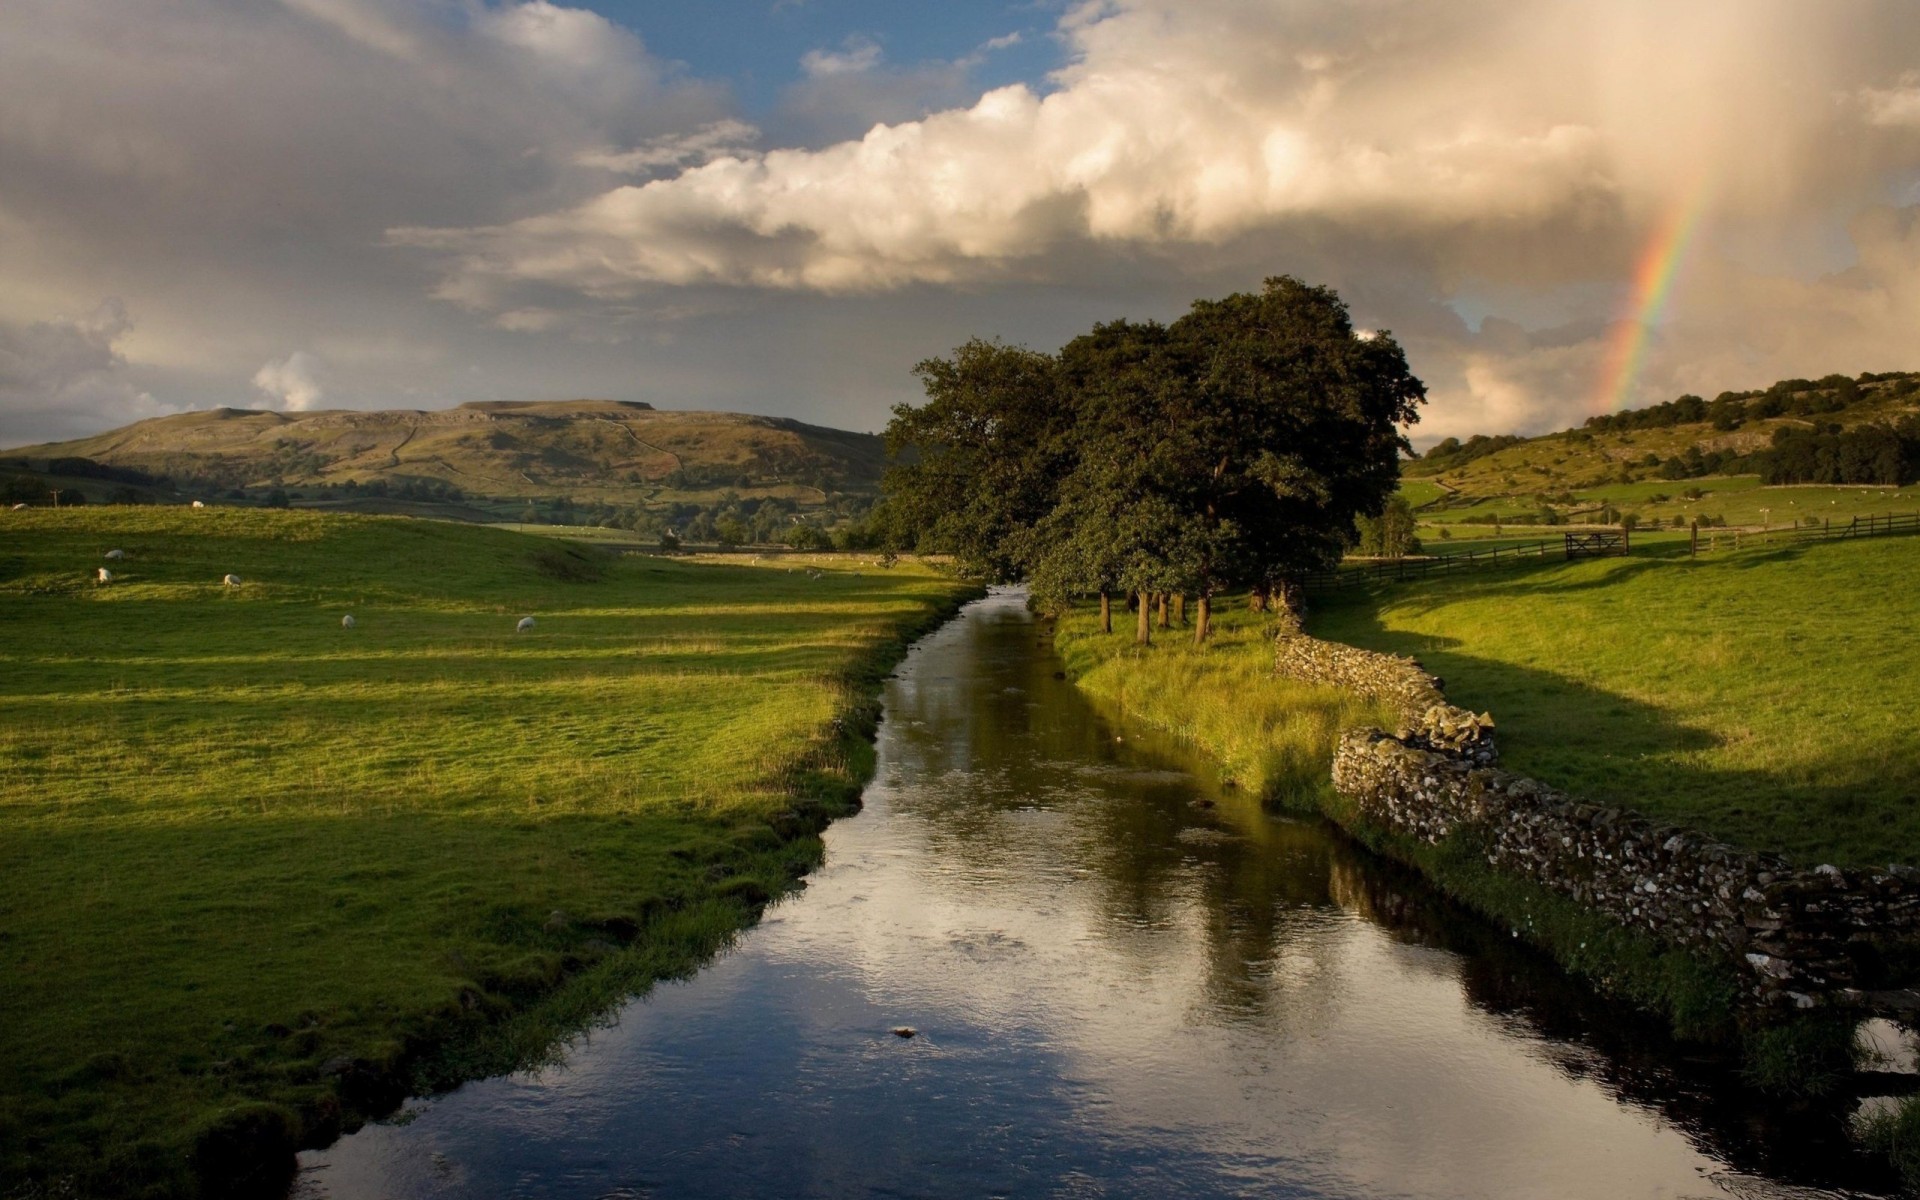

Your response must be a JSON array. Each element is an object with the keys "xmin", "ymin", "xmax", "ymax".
[
  {"xmin": 0, "ymin": 507, "xmax": 979, "ymax": 1198},
  {"xmin": 1053, "ymin": 599, "xmax": 1795, "ymax": 1048}
]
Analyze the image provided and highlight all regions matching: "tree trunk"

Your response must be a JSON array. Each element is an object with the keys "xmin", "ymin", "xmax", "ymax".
[
  {"xmin": 1099, "ymin": 591, "xmax": 1111, "ymax": 634},
  {"xmin": 1174, "ymin": 594, "xmax": 1186, "ymax": 626},
  {"xmin": 1247, "ymin": 585, "xmax": 1268, "ymax": 612},
  {"xmin": 1193, "ymin": 595, "xmax": 1212, "ymax": 645},
  {"xmin": 1136, "ymin": 591, "xmax": 1152, "ymax": 645},
  {"xmin": 1157, "ymin": 593, "xmax": 1169, "ymax": 629}
]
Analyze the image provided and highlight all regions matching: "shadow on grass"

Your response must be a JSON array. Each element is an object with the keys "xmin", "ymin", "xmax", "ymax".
[{"xmin": 1310, "ymin": 589, "xmax": 1920, "ymax": 872}]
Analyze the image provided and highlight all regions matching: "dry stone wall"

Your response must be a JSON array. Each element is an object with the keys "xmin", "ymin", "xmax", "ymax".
[{"xmin": 1278, "ymin": 630, "xmax": 1920, "ymax": 1009}]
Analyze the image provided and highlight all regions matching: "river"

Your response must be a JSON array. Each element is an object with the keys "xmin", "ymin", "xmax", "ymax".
[{"xmin": 296, "ymin": 588, "xmax": 1890, "ymax": 1198}]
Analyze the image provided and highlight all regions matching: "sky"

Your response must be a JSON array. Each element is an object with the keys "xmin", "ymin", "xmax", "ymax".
[{"xmin": 2, "ymin": 0, "xmax": 1918, "ymax": 448}]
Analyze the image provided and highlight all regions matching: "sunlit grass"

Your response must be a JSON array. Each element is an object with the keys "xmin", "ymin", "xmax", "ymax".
[
  {"xmin": 1053, "ymin": 604, "xmax": 1392, "ymax": 804},
  {"xmin": 1310, "ymin": 536, "xmax": 1920, "ymax": 867},
  {"xmin": 0, "ymin": 506, "xmax": 973, "ymax": 1195}
]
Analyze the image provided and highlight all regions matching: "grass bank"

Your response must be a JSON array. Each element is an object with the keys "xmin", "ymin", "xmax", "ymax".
[
  {"xmin": 0, "ymin": 507, "xmax": 976, "ymax": 1197},
  {"xmin": 1053, "ymin": 600, "xmax": 1741, "ymax": 1037},
  {"xmin": 1053, "ymin": 605, "xmax": 1392, "ymax": 804},
  {"xmin": 1311, "ymin": 535, "xmax": 1920, "ymax": 869}
]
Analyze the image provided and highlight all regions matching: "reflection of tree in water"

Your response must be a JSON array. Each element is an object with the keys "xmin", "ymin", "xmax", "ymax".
[{"xmin": 887, "ymin": 593, "xmax": 1900, "ymax": 1196}]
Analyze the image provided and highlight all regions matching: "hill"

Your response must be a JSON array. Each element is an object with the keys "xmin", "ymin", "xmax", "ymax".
[
  {"xmin": 1400, "ymin": 371, "xmax": 1920, "ymax": 540},
  {"xmin": 2, "ymin": 400, "xmax": 888, "ymax": 503}
]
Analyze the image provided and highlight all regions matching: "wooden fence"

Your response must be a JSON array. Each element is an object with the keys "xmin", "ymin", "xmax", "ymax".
[
  {"xmin": 1300, "ymin": 538, "xmax": 1561, "ymax": 592},
  {"xmin": 1695, "ymin": 511, "xmax": 1920, "ymax": 554}
]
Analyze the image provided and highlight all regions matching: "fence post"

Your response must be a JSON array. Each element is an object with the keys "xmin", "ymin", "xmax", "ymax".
[{"xmin": 1690, "ymin": 519, "xmax": 1698, "ymax": 556}]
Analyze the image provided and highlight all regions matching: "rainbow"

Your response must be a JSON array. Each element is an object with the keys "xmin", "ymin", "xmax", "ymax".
[{"xmin": 1591, "ymin": 182, "xmax": 1711, "ymax": 414}]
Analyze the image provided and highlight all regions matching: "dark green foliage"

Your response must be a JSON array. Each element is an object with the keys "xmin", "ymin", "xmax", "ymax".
[
  {"xmin": 1755, "ymin": 419, "xmax": 1920, "ymax": 486},
  {"xmin": 883, "ymin": 277, "xmax": 1425, "ymax": 615},
  {"xmin": 1856, "ymin": 1095, "xmax": 1920, "ymax": 1192},
  {"xmin": 1420, "ymin": 433, "xmax": 1522, "ymax": 467},
  {"xmin": 781, "ymin": 523, "xmax": 832, "ymax": 551},
  {"xmin": 1352, "ymin": 495, "xmax": 1421, "ymax": 557},
  {"xmin": 1577, "ymin": 371, "xmax": 1910, "ymax": 438},
  {"xmin": 879, "ymin": 339, "xmax": 1069, "ymax": 579},
  {"xmin": 1740, "ymin": 1016, "xmax": 1859, "ymax": 1096}
]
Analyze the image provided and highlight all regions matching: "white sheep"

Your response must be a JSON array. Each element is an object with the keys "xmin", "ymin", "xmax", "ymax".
[
  {"xmin": 516, "ymin": 616, "xmax": 536, "ymax": 632},
  {"xmin": 96, "ymin": 567, "xmax": 114, "ymax": 584},
  {"xmin": 105, "ymin": 549, "xmax": 125, "ymax": 560},
  {"xmin": 10, "ymin": 503, "xmax": 26, "ymax": 511},
  {"xmin": 223, "ymin": 573, "xmax": 242, "ymax": 587},
  {"xmin": 191, "ymin": 500, "xmax": 205, "ymax": 509},
  {"xmin": 341, "ymin": 614, "xmax": 356, "ymax": 629}
]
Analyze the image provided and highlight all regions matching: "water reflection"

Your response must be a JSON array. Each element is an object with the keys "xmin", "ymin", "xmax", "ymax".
[{"xmin": 297, "ymin": 589, "xmax": 1889, "ymax": 1199}]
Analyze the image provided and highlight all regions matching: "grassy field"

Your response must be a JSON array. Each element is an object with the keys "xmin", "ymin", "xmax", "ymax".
[
  {"xmin": 1310, "ymin": 535, "xmax": 1920, "ymax": 868},
  {"xmin": 1053, "ymin": 605, "xmax": 1392, "ymax": 804},
  {"xmin": 0, "ymin": 507, "xmax": 972, "ymax": 1197}
]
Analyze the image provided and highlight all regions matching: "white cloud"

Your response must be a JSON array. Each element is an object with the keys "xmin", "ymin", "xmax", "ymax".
[
  {"xmin": 1860, "ymin": 75, "xmax": 1920, "ymax": 128},
  {"xmin": 6, "ymin": 0, "xmax": 1920, "ymax": 448},
  {"xmin": 252, "ymin": 351, "xmax": 327, "ymax": 411},
  {"xmin": 801, "ymin": 36, "xmax": 883, "ymax": 79}
]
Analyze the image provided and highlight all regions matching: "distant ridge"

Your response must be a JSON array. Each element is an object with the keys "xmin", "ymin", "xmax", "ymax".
[{"xmin": 4, "ymin": 400, "xmax": 887, "ymax": 498}]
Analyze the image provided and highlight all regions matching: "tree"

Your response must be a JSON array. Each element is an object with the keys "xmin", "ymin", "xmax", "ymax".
[
  {"xmin": 714, "ymin": 517, "xmax": 747, "ymax": 547},
  {"xmin": 658, "ymin": 529, "xmax": 680, "ymax": 553},
  {"xmin": 1019, "ymin": 320, "xmax": 1193, "ymax": 641},
  {"xmin": 881, "ymin": 277, "xmax": 1424, "ymax": 644},
  {"xmin": 879, "ymin": 340, "xmax": 1071, "ymax": 579},
  {"xmin": 1353, "ymin": 495, "xmax": 1421, "ymax": 558},
  {"xmin": 782, "ymin": 523, "xmax": 832, "ymax": 551},
  {"xmin": 1160, "ymin": 276, "xmax": 1424, "ymax": 640}
]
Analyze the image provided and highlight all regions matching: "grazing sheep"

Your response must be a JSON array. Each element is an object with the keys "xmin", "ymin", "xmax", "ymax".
[
  {"xmin": 341, "ymin": 614, "xmax": 356, "ymax": 629},
  {"xmin": 105, "ymin": 549, "xmax": 125, "ymax": 560},
  {"xmin": 516, "ymin": 616, "xmax": 536, "ymax": 632},
  {"xmin": 223, "ymin": 573, "xmax": 242, "ymax": 587},
  {"xmin": 96, "ymin": 567, "xmax": 114, "ymax": 584},
  {"xmin": 191, "ymin": 500, "xmax": 205, "ymax": 509}
]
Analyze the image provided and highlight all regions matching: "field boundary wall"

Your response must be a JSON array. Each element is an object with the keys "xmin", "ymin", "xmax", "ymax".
[{"xmin": 1275, "ymin": 629, "xmax": 1920, "ymax": 1009}]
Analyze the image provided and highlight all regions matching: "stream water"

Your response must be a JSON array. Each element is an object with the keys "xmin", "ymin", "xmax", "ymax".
[{"xmin": 296, "ymin": 589, "xmax": 1891, "ymax": 1198}]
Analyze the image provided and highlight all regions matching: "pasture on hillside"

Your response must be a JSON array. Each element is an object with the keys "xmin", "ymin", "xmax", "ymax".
[
  {"xmin": 1309, "ymin": 535, "xmax": 1920, "ymax": 869},
  {"xmin": 0, "ymin": 507, "xmax": 972, "ymax": 1196}
]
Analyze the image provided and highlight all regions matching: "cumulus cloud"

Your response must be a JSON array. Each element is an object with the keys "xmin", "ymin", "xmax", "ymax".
[
  {"xmin": 6, "ymin": 0, "xmax": 1920, "ymax": 447},
  {"xmin": 391, "ymin": 0, "xmax": 1916, "ymax": 308},
  {"xmin": 252, "ymin": 351, "xmax": 328, "ymax": 411},
  {"xmin": 0, "ymin": 301, "xmax": 173, "ymax": 444},
  {"xmin": 383, "ymin": 0, "xmax": 1920, "ymax": 437}
]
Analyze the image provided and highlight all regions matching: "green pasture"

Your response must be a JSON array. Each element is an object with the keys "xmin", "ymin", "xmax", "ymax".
[
  {"xmin": 0, "ymin": 507, "xmax": 970, "ymax": 1196},
  {"xmin": 1394, "ymin": 478, "xmax": 1451, "ymax": 509},
  {"xmin": 1311, "ymin": 534, "xmax": 1920, "ymax": 868},
  {"xmin": 1054, "ymin": 605, "xmax": 1391, "ymax": 804}
]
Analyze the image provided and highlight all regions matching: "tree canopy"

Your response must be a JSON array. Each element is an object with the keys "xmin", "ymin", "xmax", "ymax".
[{"xmin": 880, "ymin": 277, "xmax": 1425, "ymax": 639}]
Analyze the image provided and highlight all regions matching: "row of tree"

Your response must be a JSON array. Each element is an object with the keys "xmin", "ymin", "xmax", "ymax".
[
  {"xmin": 1755, "ymin": 419, "xmax": 1920, "ymax": 486},
  {"xmin": 878, "ymin": 277, "xmax": 1425, "ymax": 642}
]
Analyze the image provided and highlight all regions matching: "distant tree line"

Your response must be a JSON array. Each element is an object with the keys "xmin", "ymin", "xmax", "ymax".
[
  {"xmin": 1580, "ymin": 371, "xmax": 1916, "ymax": 436},
  {"xmin": 1756, "ymin": 419, "xmax": 1920, "ymax": 486},
  {"xmin": 879, "ymin": 277, "xmax": 1425, "ymax": 642},
  {"xmin": 1418, "ymin": 434, "xmax": 1522, "ymax": 470}
]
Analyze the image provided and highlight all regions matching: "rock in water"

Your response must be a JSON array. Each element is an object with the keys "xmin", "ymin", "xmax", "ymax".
[{"xmin": 890, "ymin": 1026, "xmax": 916, "ymax": 1039}]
